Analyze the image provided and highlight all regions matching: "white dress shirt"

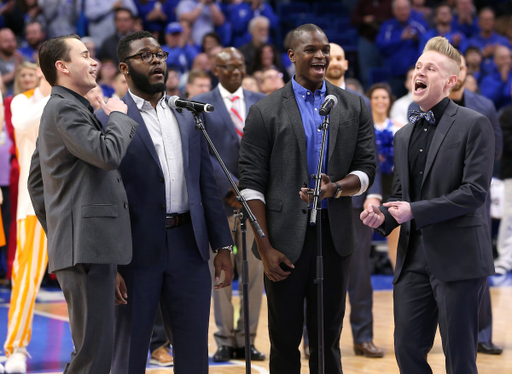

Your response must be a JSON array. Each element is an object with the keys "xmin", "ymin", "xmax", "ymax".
[
  {"xmin": 12, "ymin": 87, "xmax": 50, "ymax": 220},
  {"xmin": 129, "ymin": 90, "xmax": 189, "ymax": 214},
  {"xmin": 217, "ymin": 83, "xmax": 246, "ymax": 121}
]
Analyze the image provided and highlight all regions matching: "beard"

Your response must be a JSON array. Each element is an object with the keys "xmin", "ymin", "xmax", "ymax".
[
  {"xmin": 452, "ymin": 78, "xmax": 465, "ymax": 92},
  {"xmin": 127, "ymin": 61, "xmax": 167, "ymax": 95},
  {"xmin": 326, "ymin": 67, "xmax": 344, "ymax": 81}
]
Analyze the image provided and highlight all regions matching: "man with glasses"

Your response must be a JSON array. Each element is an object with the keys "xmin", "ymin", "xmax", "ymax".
[
  {"xmin": 260, "ymin": 67, "xmax": 285, "ymax": 95},
  {"xmin": 95, "ymin": 31, "xmax": 234, "ymax": 374},
  {"xmin": 192, "ymin": 47, "xmax": 266, "ymax": 363}
]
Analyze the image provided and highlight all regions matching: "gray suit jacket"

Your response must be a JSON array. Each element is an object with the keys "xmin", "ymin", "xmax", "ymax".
[
  {"xmin": 192, "ymin": 86, "xmax": 266, "ymax": 216},
  {"xmin": 239, "ymin": 80, "xmax": 376, "ymax": 263},
  {"xmin": 378, "ymin": 100, "xmax": 495, "ymax": 282},
  {"xmin": 28, "ymin": 86, "xmax": 139, "ymax": 272}
]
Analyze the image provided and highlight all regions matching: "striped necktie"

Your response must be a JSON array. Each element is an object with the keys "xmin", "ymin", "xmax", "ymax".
[{"xmin": 230, "ymin": 95, "xmax": 244, "ymax": 140}]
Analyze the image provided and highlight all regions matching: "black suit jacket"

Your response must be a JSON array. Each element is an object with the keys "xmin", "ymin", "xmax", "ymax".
[
  {"xmin": 239, "ymin": 80, "xmax": 376, "ymax": 263},
  {"xmin": 378, "ymin": 100, "xmax": 495, "ymax": 282}
]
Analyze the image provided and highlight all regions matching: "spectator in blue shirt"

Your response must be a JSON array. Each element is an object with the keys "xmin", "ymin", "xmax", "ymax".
[
  {"xmin": 465, "ymin": 46, "xmax": 483, "ymax": 83},
  {"xmin": 176, "ymin": 0, "xmax": 226, "ymax": 47},
  {"xmin": 419, "ymin": 4, "xmax": 468, "ymax": 54},
  {"xmin": 134, "ymin": 0, "xmax": 179, "ymax": 37},
  {"xmin": 18, "ymin": 21, "xmax": 45, "ymax": 63},
  {"xmin": 228, "ymin": 0, "xmax": 278, "ymax": 48},
  {"xmin": 467, "ymin": 7, "xmax": 511, "ymax": 75},
  {"xmin": 162, "ymin": 22, "xmax": 199, "ymax": 74},
  {"xmin": 451, "ymin": 0, "xmax": 479, "ymax": 38},
  {"xmin": 376, "ymin": 0, "xmax": 427, "ymax": 97},
  {"xmin": 480, "ymin": 45, "xmax": 512, "ymax": 110}
]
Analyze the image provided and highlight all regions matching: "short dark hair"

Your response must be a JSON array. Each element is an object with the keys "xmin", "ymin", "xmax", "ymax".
[
  {"xmin": 289, "ymin": 24, "xmax": 325, "ymax": 50},
  {"xmin": 39, "ymin": 34, "xmax": 80, "ymax": 86},
  {"xmin": 365, "ymin": 82, "xmax": 395, "ymax": 116},
  {"xmin": 117, "ymin": 30, "xmax": 157, "ymax": 63},
  {"xmin": 187, "ymin": 69, "xmax": 210, "ymax": 84},
  {"xmin": 115, "ymin": 7, "xmax": 134, "ymax": 20}
]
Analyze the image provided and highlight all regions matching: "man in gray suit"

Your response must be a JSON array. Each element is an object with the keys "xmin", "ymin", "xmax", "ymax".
[
  {"xmin": 27, "ymin": 34, "xmax": 139, "ymax": 374},
  {"xmin": 192, "ymin": 47, "xmax": 266, "ymax": 362},
  {"xmin": 361, "ymin": 37, "xmax": 495, "ymax": 374},
  {"xmin": 239, "ymin": 24, "xmax": 376, "ymax": 373}
]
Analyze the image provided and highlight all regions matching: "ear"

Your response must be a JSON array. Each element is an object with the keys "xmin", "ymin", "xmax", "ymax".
[
  {"xmin": 119, "ymin": 62, "xmax": 129, "ymax": 76},
  {"xmin": 55, "ymin": 60, "xmax": 69, "ymax": 75},
  {"xmin": 343, "ymin": 59, "xmax": 349, "ymax": 71},
  {"xmin": 447, "ymin": 74, "xmax": 458, "ymax": 90},
  {"xmin": 212, "ymin": 65, "xmax": 220, "ymax": 77},
  {"xmin": 288, "ymin": 48, "xmax": 295, "ymax": 64}
]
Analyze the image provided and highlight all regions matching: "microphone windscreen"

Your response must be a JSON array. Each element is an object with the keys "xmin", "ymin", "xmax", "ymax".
[
  {"xmin": 326, "ymin": 94, "xmax": 338, "ymax": 107},
  {"xmin": 168, "ymin": 95, "xmax": 180, "ymax": 109}
]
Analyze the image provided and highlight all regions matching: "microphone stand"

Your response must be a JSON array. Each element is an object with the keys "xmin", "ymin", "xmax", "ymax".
[
  {"xmin": 309, "ymin": 114, "xmax": 329, "ymax": 374},
  {"xmin": 189, "ymin": 108, "xmax": 265, "ymax": 374}
]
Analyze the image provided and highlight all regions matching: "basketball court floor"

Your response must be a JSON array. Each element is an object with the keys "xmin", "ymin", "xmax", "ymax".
[{"xmin": 0, "ymin": 274, "xmax": 511, "ymax": 374}]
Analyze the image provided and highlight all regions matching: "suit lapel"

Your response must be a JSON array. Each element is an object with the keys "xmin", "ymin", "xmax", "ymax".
[
  {"xmin": 421, "ymin": 100, "xmax": 457, "ymax": 190},
  {"xmin": 399, "ymin": 123, "xmax": 414, "ymax": 199},
  {"xmin": 123, "ymin": 93, "xmax": 163, "ymax": 171},
  {"xmin": 211, "ymin": 87, "xmax": 239, "ymax": 142},
  {"xmin": 326, "ymin": 84, "xmax": 339, "ymax": 165},
  {"xmin": 282, "ymin": 83, "xmax": 308, "ymax": 175}
]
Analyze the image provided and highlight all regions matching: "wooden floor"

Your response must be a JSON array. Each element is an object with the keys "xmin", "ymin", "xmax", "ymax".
[{"xmin": 137, "ymin": 287, "xmax": 512, "ymax": 374}]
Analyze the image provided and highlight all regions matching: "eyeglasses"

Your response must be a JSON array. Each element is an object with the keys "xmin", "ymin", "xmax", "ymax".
[
  {"xmin": 216, "ymin": 64, "xmax": 246, "ymax": 72},
  {"xmin": 124, "ymin": 51, "xmax": 169, "ymax": 63}
]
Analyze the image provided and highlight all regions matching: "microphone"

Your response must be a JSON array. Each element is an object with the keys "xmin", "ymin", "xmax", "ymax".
[
  {"xmin": 167, "ymin": 96, "xmax": 215, "ymax": 113},
  {"xmin": 319, "ymin": 94, "xmax": 338, "ymax": 116}
]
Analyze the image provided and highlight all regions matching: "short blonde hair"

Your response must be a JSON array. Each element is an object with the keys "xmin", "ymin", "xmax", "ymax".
[{"xmin": 423, "ymin": 36, "xmax": 461, "ymax": 76}]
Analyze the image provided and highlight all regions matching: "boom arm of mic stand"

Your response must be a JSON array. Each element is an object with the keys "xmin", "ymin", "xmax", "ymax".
[{"xmin": 189, "ymin": 110, "xmax": 265, "ymax": 239}]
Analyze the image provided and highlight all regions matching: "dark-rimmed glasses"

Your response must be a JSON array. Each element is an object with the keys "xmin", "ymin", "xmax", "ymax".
[{"xmin": 124, "ymin": 51, "xmax": 169, "ymax": 63}]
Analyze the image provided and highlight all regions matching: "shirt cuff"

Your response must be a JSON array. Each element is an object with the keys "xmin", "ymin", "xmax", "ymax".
[
  {"xmin": 348, "ymin": 171, "xmax": 369, "ymax": 196},
  {"xmin": 366, "ymin": 194, "xmax": 382, "ymax": 201},
  {"xmin": 240, "ymin": 188, "xmax": 266, "ymax": 204}
]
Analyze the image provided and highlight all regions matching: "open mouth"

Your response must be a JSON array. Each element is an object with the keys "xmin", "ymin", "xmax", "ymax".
[
  {"xmin": 414, "ymin": 80, "xmax": 427, "ymax": 92},
  {"xmin": 311, "ymin": 63, "xmax": 325, "ymax": 74},
  {"xmin": 151, "ymin": 67, "xmax": 164, "ymax": 76}
]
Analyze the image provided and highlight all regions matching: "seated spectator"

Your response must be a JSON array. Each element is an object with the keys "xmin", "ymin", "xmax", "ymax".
[
  {"xmin": 111, "ymin": 71, "xmax": 128, "ymax": 98},
  {"xmin": 84, "ymin": 0, "xmax": 138, "ymax": 48},
  {"xmin": 97, "ymin": 59, "xmax": 117, "ymax": 98},
  {"xmin": 390, "ymin": 67, "xmax": 414, "ymax": 127},
  {"xmin": 97, "ymin": 8, "xmax": 135, "ymax": 65},
  {"xmin": 201, "ymin": 31, "xmax": 221, "ymax": 52},
  {"xmin": 176, "ymin": 0, "xmax": 225, "ymax": 47},
  {"xmin": 351, "ymin": 0, "xmax": 393, "ymax": 89},
  {"xmin": 21, "ymin": 0, "xmax": 45, "ymax": 28},
  {"xmin": 191, "ymin": 51, "xmax": 209, "ymax": 71},
  {"xmin": 346, "ymin": 77, "xmax": 365, "ymax": 95},
  {"xmin": 419, "ymin": 3, "xmax": 468, "ymax": 54},
  {"xmin": 228, "ymin": 0, "xmax": 278, "ymax": 48},
  {"xmin": 241, "ymin": 75, "xmax": 260, "ymax": 93},
  {"xmin": 162, "ymin": 22, "xmax": 199, "ymax": 74},
  {"xmin": 411, "ymin": 0, "xmax": 432, "ymax": 25},
  {"xmin": 464, "ymin": 72, "xmax": 478, "ymax": 92},
  {"xmin": 480, "ymin": 45, "xmax": 512, "ymax": 109},
  {"xmin": 259, "ymin": 67, "xmax": 284, "ymax": 95},
  {"xmin": 465, "ymin": 46, "xmax": 483, "ymax": 81},
  {"xmin": 376, "ymin": 0, "xmax": 427, "ymax": 97},
  {"xmin": 0, "ymin": 28, "xmax": 24, "ymax": 95},
  {"xmin": 18, "ymin": 21, "xmax": 45, "ymax": 63},
  {"xmin": 468, "ymin": 7, "xmax": 511, "ymax": 74},
  {"xmin": 185, "ymin": 68, "xmax": 211, "ymax": 98},
  {"xmin": 451, "ymin": 0, "xmax": 479, "ymax": 38},
  {"xmin": 134, "ymin": 0, "xmax": 179, "ymax": 38},
  {"xmin": 166, "ymin": 67, "xmax": 181, "ymax": 96},
  {"xmin": 248, "ymin": 44, "xmax": 289, "ymax": 82},
  {"xmin": 239, "ymin": 15, "xmax": 270, "ymax": 67}
]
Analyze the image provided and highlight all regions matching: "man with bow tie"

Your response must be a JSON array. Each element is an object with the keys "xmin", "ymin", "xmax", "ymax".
[{"xmin": 361, "ymin": 36, "xmax": 496, "ymax": 374}]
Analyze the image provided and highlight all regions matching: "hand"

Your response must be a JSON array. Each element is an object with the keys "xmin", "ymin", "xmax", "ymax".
[
  {"xmin": 213, "ymin": 249, "xmax": 233, "ymax": 290},
  {"xmin": 299, "ymin": 173, "xmax": 334, "ymax": 203},
  {"xmin": 360, "ymin": 204, "xmax": 385, "ymax": 228},
  {"xmin": 115, "ymin": 272, "xmax": 128, "ymax": 305},
  {"xmin": 363, "ymin": 197, "xmax": 381, "ymax": 210},
  {"xmin": 99, "ymin": 97, "xmax": 128, "ymax": 115},
  {"xmin": 452, "ymin": 33, "xmax": 462, "ymax": 47},
  {"xmin": 224, "ymin": 188, "xmax": 242, "ymax": 210},
  {"xmin": 401, "ymin": 26, "xmax": 417, "ymax": 40},
  {"xmin": 260, "ymin": 246, "xmax": 294, "ymax": 282},
  {"xmin": 383, "ymin": 201, "xmax": 413, "ymax": 224}
]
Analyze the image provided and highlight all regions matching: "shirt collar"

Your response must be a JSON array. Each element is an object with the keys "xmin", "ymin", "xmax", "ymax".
[
  {"xmin": 218, "ymin": 83, "xmax": 244, "ymax": 101},
  {"xmin": 430, "ymin": 96, "xmax": 450, "ymax": 126},
  {"xmin": 57, "ymin": 85, "xmax": 94, "ymax": 113},
  {"xmin": 129, "ymin": 89, "xmax": 167, "ymax": 111},
  {"xmin": 291, "ymin": 75, "xmax": 326, "ymax": 101}
]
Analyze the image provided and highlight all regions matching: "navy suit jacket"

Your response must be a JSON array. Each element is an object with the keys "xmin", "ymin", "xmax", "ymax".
[
  {"xmin": 96, "ymin": 93, "xmax": 233, "ymax": 267},
  {"xmin": 408, "ymin": 89, "xmax": 503, "ymax": 161},
  {"xmin": 192, "ymin": 87, "xmax": 266, "ymax": 216},
  {"xmin": 346, "ymin": 87, "xmax": 383, "ymax": 209}
]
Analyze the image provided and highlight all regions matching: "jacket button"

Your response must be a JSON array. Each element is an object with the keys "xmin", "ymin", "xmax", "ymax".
[
  {"xmin": 159, "ymin": 177, "xmax": 164, "ymax": 182},
  {"xmin": 160, "ymin": 203, "xmax": 165, "ymax": 209},
  {"xmin": 124, "ymin": 202, "xmax": 128, "ymax": 208}
]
